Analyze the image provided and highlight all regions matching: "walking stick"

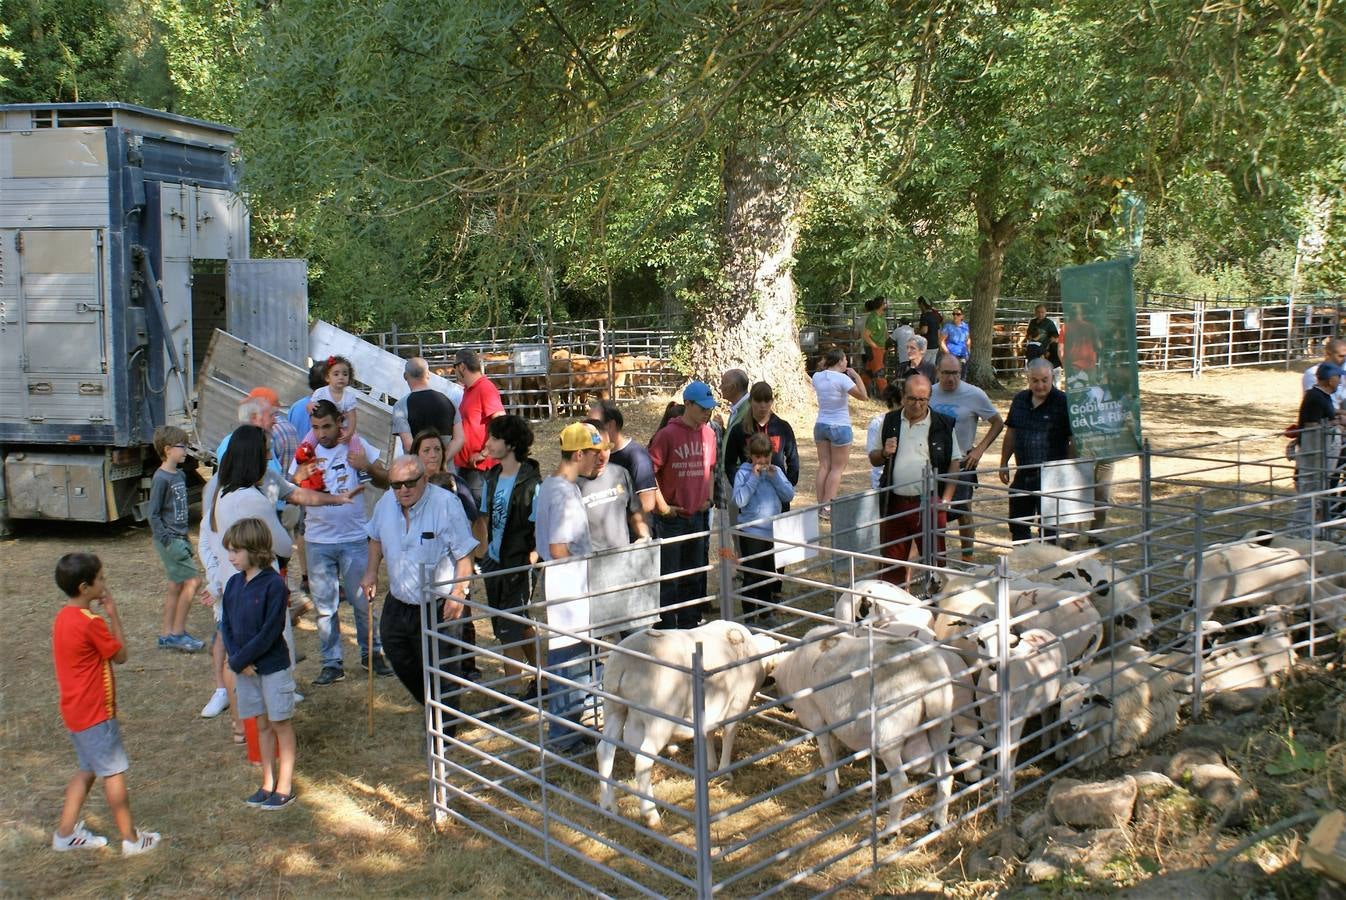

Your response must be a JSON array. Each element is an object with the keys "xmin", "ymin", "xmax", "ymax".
[{"xmin": 367, "ymin": 596, "xmax": 374, "ymax": 737}]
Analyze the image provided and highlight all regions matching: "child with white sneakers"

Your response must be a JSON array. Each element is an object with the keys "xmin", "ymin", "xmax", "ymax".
[{"xmin": 51, "ymin": 552, "xmax": 161, "ymax": 855}]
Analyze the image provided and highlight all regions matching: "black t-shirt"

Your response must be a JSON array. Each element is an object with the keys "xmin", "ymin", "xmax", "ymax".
[
  {"xmin": 1298, "ymin": 386, "xmax": 1336, "ymax": 427},
  {"xmin": 406, "ymin": 388, "xmax": 457, "ymax": 439},
  {"xmin": 919, "ymin": 309, "xmax": 943, "ymax": 343}
]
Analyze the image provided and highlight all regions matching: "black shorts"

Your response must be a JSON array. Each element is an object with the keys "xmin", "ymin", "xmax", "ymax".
[
  {"xmin": 947, "ymin": 469, "xmax": 978, "ymax": 519},
  {"xmin": 481, "ymin": 557, "xmax": 534, "ymax": 647}
]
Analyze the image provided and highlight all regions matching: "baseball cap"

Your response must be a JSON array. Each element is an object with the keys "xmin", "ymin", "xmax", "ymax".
[
  {"xmin": 247, "ymin": 386, "xmax": 280, "ymax": 407},
  {"xmin": 559, "ymin": 422, "xmax": 609, "ymax": 452},
  {"xmin": 682, "ymin": 380, "xmax": 717, "ymax": 410},
  {"xmin": 1318, "ymin": 363, "xmax": 1344, "ymax": 380}
]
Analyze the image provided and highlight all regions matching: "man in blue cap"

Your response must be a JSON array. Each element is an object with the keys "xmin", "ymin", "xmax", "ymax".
[{"xmin": 648, "ymin": 380, "xmax": 718, "ymax": 628}]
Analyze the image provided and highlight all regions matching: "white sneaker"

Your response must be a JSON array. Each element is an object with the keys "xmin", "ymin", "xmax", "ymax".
[
  {"xmin": 122, "ymin": 830, "xmax": 161, "ymax": 856},
  {"xmin": 200, "ymin": 688, "xmax": 229, "ymax": 718},
  {"xmin": 294, "ymin": 691, "xmax": 305, "ymax": 704},
  {"xmin": 52, "ymin": 820, "xmax": 107, "ymax": 851}
]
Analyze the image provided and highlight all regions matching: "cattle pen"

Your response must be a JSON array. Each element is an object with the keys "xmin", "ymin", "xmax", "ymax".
[
  {"xmin": 404, "ymin": 429, "xmax": 1344, "ymax": 898},
  {"xmin": 361, "ymin": 292, "xmax": 1346, "ymax": 420}
]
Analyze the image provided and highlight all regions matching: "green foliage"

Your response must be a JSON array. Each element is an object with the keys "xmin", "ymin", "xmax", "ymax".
[{"xmin": 0, "ymin": 0, "xmax": 128, "ymax": 102}]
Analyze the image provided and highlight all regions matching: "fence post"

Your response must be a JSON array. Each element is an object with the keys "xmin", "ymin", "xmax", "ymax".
[
  {"xmin": 691, "ymin": 643, "xmax": 713, "ymax": 900},
  {"xmin": 1140, "ymin": 440, "xmax": 1153, "ymax": 603},
  {"xmin": 920, "ymin": 465, "xmax": 935, "ymax": 575},
  {"xmin": 994, "ymin": 555, "xmax": 1014, "ymax": 827},
  {"xmin": 1191, "ymin": 495, "xmax": 1206, "ymax": 720},
  {"xmin": 718, "ymin": 507, "xmax": 735, "ymax": 622},
  {"xmin": 391, "ymin": 322, "xmax": 399, "ymax": 356},
  {"xmin": 1192, "ymin": 298, "xmax": 1205, "ymax": 379}
]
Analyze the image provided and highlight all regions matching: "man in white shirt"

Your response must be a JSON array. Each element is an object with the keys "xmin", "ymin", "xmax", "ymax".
[
  {"xmin": 362, "ymin": 455, "xmax": 478, "ymax": 709},
  {"xmin": 869, "ymin": 375, "xmax": 962, "ymax": 588},
  {"xmin": 291, "ymin": 399, "xmax": 392, "ymax": 685}
]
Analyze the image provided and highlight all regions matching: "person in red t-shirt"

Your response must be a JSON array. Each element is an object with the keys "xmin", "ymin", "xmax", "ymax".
[
  {"xmin": 51, "ymin": 553, "xmax": 161, "ymax": 856},
  {"xmin": 451, "ymin": 348, "xmax": 506, "ymax": 507},
  {"xmin": 648, "ymin": 380, "xmax": 719, "ymax": 628}
]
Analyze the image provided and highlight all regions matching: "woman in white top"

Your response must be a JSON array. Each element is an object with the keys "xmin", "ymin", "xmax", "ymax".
[{"xmin": 810, "ymin": 347, "xmax": 868, "ymax": 513}]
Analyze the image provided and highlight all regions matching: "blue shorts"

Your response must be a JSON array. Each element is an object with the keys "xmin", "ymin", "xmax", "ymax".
[
  {"xmin": 813, "ymin": 422, "xmax": 854, "ymax": 446},
  {"xmin": 69, "ymin": 718, "xmax": 129, "ymax": 777}
]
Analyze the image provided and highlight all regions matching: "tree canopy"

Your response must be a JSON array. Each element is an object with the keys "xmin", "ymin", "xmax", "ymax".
[{"xmin": 2, "ymin": 0, "xmax": 1342, "ymax": 388}]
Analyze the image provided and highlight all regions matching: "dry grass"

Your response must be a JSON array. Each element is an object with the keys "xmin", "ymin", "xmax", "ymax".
[{"xmin": 2, "ymin": 364, "xmax": 1331, "ymax": 897}]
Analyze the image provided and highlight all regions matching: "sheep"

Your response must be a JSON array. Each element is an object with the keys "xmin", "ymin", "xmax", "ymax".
[
  {"xmin": 834, "ymin": 579, "xmax": 934, "ymax": 640},
  {"xmin": 774, "ymin": 629, "xmax": 955, "ymax": 835},
  {"xmin": 1199, "ymin": 604, "xmax": 1297, "ymax": 696},
  {"xmin": 962, "ymin": 627, "xmax": 1069, "ymax": 781},
  {"xmin": 1054, "ymin": 658, "xmax": 1183, "ymax": 768},
  {"xmin": 1007, "ymin": 543, "xmax": 1153, "ymax": 647},
  {"xmin": 596, "ymin": 620, "xmax": 782, "ymax": 828},
  {"xmin": 1184, "ymin": 542, "xmax": 1309, "ymax": 634},
  {"xmin": 1243, "ymin": 529, "xmax": 1346, "ymax": 589},
  {"xmin": 931, "ymin": 578, "xmax": 1103, "ymax": 669}
]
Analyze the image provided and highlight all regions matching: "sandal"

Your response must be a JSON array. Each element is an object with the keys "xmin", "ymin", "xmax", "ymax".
[{"xmin": 232, "ymin": 723, "xmax": 246, "ymax": 744}]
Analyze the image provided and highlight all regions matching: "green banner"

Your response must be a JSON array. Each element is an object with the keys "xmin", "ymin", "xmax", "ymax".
[{"xmin": 1059, "ymin": 258, "xmax": 1143, "ymax": 457}]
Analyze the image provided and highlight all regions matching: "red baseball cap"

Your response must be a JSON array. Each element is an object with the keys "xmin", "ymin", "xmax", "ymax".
[{"xmin": 247, "ymin": 386, "xmax": 280, "ymax": 407}]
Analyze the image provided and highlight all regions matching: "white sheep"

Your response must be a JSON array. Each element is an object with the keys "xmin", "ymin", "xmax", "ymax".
[
  {"xmin": 596, "ymin": 620, "xmax": 782, "ymax": 828},
  {"xmin": 834, "ymin": 579, "xmax": 935, "ymax": 640},
  {"xmin": 962, "ymin": 627, "xmax": 1069, "ymax": 781},
  {"xmin": 1007, "ymin": 543, "xmax": 1152, "ymax": 647},
  {"xmin": 930, "ymin": 578, "xmax": 1103, "ymax": 669},
  {"xmin": 1055, "ymin": 659, "xmax": 1183, "ymax": 768},
  {"xmin": 1199, "ymin": 604, "xmax": 1297, "ymax": 695},
  {"xmin": 1184, "ymin": 542, "xmax": 1309, "ymax": 635},
  {"xmin": 774, "ymin": 629, "xmax": 955, "ymax": 835}
]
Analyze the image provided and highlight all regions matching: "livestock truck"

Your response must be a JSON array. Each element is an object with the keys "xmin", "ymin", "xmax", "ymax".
[{"xmin": 0, "ymin": 102, "xmax": 307, "ymax": 532}]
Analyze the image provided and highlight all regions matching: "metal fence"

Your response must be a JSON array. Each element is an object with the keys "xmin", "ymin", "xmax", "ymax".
[
  {"xmin": 361, "ymin": 292, "xmax": 1344, "ymax": 417},
  {"xmin": 406, "ymin": 428, "xmax": 1345, "ymax": 897},
  {"xmin": 362, "ymin": 316, "xmax": 688, "ymax": 420}
]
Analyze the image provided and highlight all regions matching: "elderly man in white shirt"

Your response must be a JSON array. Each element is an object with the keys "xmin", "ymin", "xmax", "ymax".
[{"xmin": 362, "ymin": 455, "xmax": 479, "ymax": 710}]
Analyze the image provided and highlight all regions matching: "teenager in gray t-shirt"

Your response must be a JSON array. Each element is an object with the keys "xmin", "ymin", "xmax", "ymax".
[{"xmin": 579, "ymin": 463, "xmax": 641, "ymax": 551}]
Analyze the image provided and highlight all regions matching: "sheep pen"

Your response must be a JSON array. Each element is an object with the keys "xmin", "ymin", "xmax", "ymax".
[{"xmin": 3, "ymin": 366, "xmax": 1343, "ymax": 898}]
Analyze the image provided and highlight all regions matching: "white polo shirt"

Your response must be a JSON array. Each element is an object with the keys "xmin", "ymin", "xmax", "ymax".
[
  {"xmin": 890, "ymin": 413, "xmax": 962, "ymax": 496},
  {"xmin": 366, "ymin": 483, "xmax": 478, "ymax": 605}
]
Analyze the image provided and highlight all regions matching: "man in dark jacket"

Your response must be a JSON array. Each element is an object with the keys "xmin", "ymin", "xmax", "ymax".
[
  {"xmin": 868, "ymin": 374, "xmax": 962, "ymax": 588},
  {"xmin": 999, "ymin": 359, "xmax": 1074, "ymax": 542}
]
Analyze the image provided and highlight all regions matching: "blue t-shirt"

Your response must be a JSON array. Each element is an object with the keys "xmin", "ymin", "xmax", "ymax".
[
  {"xmin": 287, "ymin": 397, "xmax": 311, "ymax": 441},
  {"xmin": 487, "ymin": 473, "xmax": 518, "ymax": 562},
  {"xmin": 941, "ymin": 321, "xmax": 970, "ymax": 359}
]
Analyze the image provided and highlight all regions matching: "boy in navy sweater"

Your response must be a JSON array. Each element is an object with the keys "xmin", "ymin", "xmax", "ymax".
[{"xmin": 220, "ymin": 518, "xmax": 297, "ymax": 810}]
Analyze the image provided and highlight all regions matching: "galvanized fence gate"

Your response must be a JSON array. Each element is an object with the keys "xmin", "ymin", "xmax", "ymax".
[{"xmin": 408, "ymin": 429, "xmax": 1345, "ymax": 897}]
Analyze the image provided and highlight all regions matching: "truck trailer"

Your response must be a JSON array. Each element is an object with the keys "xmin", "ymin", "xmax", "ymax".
[{"xmin": 0, "ymin": 102, "xmax": 307, "ymax": 531}]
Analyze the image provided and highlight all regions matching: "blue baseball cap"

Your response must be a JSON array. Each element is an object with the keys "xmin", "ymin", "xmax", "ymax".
[
  {"xmin": 1318, "ymin": 363, "xmax": 1344, "ymax": 380},
  {"xmin": 683, "ymin": 380, "xmax": 717, "ymax": 410}
]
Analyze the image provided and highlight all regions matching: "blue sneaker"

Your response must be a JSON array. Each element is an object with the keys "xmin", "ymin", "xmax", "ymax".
[
  {"xmin": 178, "ymin": 632, "xmax": 205, "ymax": 652},
  {"xmin": 157, "ymin": 634, "xmax": 178, "ymax": 650}
]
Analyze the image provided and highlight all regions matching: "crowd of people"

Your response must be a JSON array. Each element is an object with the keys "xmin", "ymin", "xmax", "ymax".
[{"xmin": 48, "ymin": 313, "xmax": 1091, "ymax": 850}]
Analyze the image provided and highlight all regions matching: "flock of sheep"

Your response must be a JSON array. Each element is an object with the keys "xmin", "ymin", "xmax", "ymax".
[{"xmin": 591, "ymin": 533, "xmax": 1346, "ymax": 838}]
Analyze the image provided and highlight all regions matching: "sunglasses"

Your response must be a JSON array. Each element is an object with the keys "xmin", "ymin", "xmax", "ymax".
[{"xmin": 389, "ymin": 476, "xmax": 424, "ymax": 490}]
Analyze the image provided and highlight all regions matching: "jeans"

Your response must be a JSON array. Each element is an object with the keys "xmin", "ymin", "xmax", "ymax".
[
  {"xmin": 1007, "ymin": 474, "xmax": 1057, "ymax": 543},
  {"xmin": 308, "ymin": 540, "xmax": 380, "ymax": 668},
  {"xmin": 543, "ymin": 642, "xmax": 601, "ymax": 750},
  {"xmin": 738, "ymin": 534, "xmax": 778, "ymax": 618},
  {"xmin": 656, "ymin": 510, "xmax": 710, "ymax": 628}
]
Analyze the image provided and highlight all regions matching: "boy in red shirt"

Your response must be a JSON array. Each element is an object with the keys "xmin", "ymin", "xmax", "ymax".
[{"xmin": 51, "ymin": 553, "xmax": 161, "ymax": 855}]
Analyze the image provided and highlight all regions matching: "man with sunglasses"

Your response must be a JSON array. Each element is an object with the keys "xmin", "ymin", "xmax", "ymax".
[
  {"xmin": 930, "ymin": 359, "xmax": 1004, "ymax": 563},
  {"xmin": 868, "ymin": 374, "xmax": 961, "ymax": 589},
  {"xmin": 362, "ymin": 456, "xmax": 478, "ymax": 711}
]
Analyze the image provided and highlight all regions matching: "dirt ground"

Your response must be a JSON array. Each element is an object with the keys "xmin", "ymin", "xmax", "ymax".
[{"xmin": 0, "ymin": 364, "xmax": 1332, "ymax": 897}]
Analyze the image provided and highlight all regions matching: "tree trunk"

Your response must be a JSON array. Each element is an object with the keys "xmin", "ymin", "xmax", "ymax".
[
  {"xmin": 966, "ymin": 195, "xmax": 1019, "ymax": 390},
  {"xmin": 689, "ymin": 138, "xmax": 813, "ymax": 419}
]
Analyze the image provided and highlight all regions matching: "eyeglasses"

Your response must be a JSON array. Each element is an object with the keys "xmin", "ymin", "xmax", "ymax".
[{"xmin": 389, "ymin": 476, "xmax": 424, "ymax": 490}]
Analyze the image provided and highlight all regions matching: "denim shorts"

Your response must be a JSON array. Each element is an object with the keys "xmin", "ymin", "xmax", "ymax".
[
  {"xmin": 69, "ymin": 718, "xmax": 129, "ymax": 777},
  {"xmin": 236, "ymin": 668, "xmax": 297, "ymax": 722},
  {"xmin": 813, "ymin": 422, "xmax": 854, "ymax": 446}
]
